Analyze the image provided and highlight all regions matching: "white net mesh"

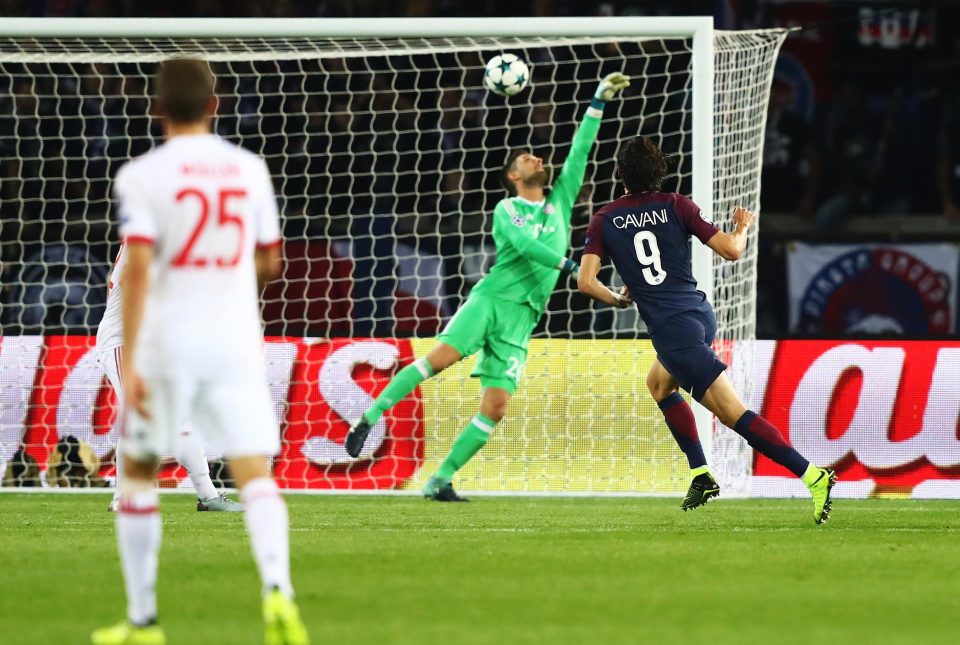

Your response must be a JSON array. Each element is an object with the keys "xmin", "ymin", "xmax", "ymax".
[
  {"xmin": 709, "ymin": 30, "xmax": 788, "ymax": 495},
  {"xmin": 0, "ymin": 27, "xmax": 786, "ymax": 493}
]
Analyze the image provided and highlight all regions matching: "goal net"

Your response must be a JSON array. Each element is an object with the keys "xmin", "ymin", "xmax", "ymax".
[{"xmin": 0, "ymin": 20, "xmax": 787, "ymax": 494}]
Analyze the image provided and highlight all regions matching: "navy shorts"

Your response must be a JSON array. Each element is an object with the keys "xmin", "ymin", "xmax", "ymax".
[{"xmin": 650, "ymin": 309, "xmax": 727, "ymax": 402}]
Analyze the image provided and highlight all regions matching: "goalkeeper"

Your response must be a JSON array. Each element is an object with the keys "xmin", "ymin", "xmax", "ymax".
[{"xmin": 346, "ymin": 72, "xmax": 630, "ymax": 501}]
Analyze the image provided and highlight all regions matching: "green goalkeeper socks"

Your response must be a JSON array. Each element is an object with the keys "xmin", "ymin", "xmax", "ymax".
[
  {"xmin": 435, "ymin": 414, "xmax": 497, "ymax": 480},
  {"xmin": 362, "ymin": 358, "xmax": 434, "ymax": 425}
]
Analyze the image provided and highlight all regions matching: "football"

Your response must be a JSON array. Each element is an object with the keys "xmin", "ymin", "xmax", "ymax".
[{"xmin": 483, "ymin": 53, "xmax": 530, "ymax": 97}]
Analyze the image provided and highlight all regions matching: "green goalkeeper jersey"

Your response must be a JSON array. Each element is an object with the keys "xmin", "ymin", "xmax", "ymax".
[{"xmin": 471, "ymin": 107, "xmax": 603, "ymax": 313}]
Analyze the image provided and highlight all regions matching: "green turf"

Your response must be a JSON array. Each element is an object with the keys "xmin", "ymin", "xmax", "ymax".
[{"xmin": 1, "ymin": 494, "xmax": 958, "ymax": 644}]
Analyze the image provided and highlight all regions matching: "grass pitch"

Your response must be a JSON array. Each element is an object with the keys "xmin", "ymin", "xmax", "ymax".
[{"xmin": 1, "ymin": 494, "xmax": 957, "ymax": 644}]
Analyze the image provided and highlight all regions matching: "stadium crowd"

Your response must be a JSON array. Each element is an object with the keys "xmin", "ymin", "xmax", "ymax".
[{"xmin": 1, "ymin": 0, "xmax": 958, "ymax": 338}]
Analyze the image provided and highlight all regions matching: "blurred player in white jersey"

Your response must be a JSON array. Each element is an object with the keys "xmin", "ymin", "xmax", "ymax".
[
  {"xmin": 92, "ymin": 59, "xmax": 308, "ymax": 645},
  {"xmin": 97, "ymin": 243, "xmax": 243, "ymax": 512}
]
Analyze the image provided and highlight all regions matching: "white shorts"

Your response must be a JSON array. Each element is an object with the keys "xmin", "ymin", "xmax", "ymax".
[
  {"xmin": 122, "ymin": 372, "xmax": 279, "ymax": 462},
  {"xmin": 98, "ymin": 345, "xmax": 196, "ymax": 458},
  {"xmin": 98, "ymin": 345, "xmax": 126, "ymax": 399}
]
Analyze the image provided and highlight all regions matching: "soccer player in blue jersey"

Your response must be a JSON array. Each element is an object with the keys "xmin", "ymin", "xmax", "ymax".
[{"xmin": 577, "ymin": 136, "xmax": 836, "ymax": 524}]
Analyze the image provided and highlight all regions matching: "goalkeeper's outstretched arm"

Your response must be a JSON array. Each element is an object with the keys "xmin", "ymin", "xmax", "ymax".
[{"xmin": 552, "ymin": 72, "xmax": 630, "ymax": 213}]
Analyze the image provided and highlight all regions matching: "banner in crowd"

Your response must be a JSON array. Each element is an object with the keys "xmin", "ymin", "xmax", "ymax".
[
  {"xmin": 786, "ymin": 243, "xmax": 959, "ymax": 335},
  {"xmin": 1, "ymin": 337, "xmax": 958, "ymax": 498}
]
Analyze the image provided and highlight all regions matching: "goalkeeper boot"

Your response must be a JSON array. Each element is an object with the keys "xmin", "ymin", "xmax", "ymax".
[
  {"xmin": 90, "ymin": 621, "xmax": 165, "ymax": 645},
  {"xmin": 263, "ymin": 587, "xmax": 309, "ymax": 645},
  {"xmin": 681, "ymin": 472, "xmax": 720, "ymax": 511},
  {"xmin": 344, "ymin": 417, "xmax": 372, "ymax": 458},
  {"xmin": 805, "ymin": 467, "xmax": 837, "ymax": 525},
  {"xmin": 108, "ymin": 495, "xmax": 120, "ymax": 513},
  {"xmin": 197, "ymin": 492, "xmax": 244, "ymax": 512},
  {"xmin": 422, "ymin": 476, "xmax": 469, "ymax": 502}
]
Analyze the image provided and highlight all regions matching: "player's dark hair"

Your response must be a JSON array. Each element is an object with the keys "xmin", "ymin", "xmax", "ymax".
[
  {"xmin": 156, "ymin": 58, "xmax": 215, "ymax": 124},
  {"xmin": 616, "ymin": 136, "xmax": 669, "ymax": 193},
  {"xmin": 501, "ymin": 149, "xmax": 528, "ymax": 195}
]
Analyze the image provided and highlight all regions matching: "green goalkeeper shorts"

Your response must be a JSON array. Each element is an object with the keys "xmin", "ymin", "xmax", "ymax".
[{"xmin": 437, "ymin": 293, "xmax": 539, "ymax": 394}]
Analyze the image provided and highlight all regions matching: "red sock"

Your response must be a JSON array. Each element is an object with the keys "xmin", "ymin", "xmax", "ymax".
[
  {"xmin": 733, "ymin": 410, "xmax": 809, "ymax": 477},
  {"xmin": 658, "ymin": 392, "xmax": 707, "ymax": 470}
]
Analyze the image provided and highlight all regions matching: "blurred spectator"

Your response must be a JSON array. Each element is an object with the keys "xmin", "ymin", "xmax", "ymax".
[
  {"xmin": 2, "ymin": 448, "xmax": 41, "ymax": 487},
  {"xmin": 77, "ymin": 0, "xmax": 122, "ymax": 17},
  {"xmin": 937, "ymin": 93, "xmax": 960, "ymax": 221},
  {"xmin": 815, "ymin": 83, "xmax": 911, "ymax": 233},
  {"xmin": 1, "ymin": 243, "xmax": 108, "ymax": 333},
  {"xmin": 760, "ymin": 77, "xmax": 819, "ymax": 216},
  {"xmin": 46, "ymin": 435, "xmax": 109, "ymax": 488},
  {"xmin": 530, "ymin": 96, "xmax": 556, "ymax": 149}
]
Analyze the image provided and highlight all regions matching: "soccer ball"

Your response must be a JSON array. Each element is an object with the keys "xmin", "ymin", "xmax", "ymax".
[{"xmin": 484, "ymin": 53, "xmax": 530, "ymax": 97}]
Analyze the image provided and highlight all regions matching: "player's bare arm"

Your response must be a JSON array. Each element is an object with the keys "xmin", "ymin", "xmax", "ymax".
[
  {"xmin": 255, "ymin": 243, "xmax": 282, "ymax": 290},
  {"xmin": 705, "ymin": 206, "xmax": 755, "ymax": 261},
  {"xmin": 577, "ymin": 253, "xmax": 631, "ymax": 308},
  {"xmin": 120, "ymin": 240, "xmax": 154, "ymax": 419}
]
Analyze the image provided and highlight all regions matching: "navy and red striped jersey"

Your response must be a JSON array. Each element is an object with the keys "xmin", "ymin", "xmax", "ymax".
[{"xmin": 582, "ymin": 191, "xmax": 720, "ymax": 332}]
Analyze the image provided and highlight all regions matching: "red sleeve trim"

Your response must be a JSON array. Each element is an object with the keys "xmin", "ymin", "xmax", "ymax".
[
  {"xmin": 695, "ymin": 222, "xmax": 722, "ymax": 245},
  {"xmin": 675, "ymin": 194, "xmax": 719, "ymax": 244},
  {"xmin": 582, "ymin": 211, "xmax": 606, "ymax": 258},
  {"xmin": 122, "ymin": 235, "xmax": 155, "ymax": 246},
  {"xmin": 256, "ymin": 239, "xmax": 282, "ymax": 250}
]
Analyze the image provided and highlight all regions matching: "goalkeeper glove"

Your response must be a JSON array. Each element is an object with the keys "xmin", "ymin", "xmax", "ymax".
[
  {"xmin": 593, "ymin": 72, "xmax": 631, "ymax": 104},
  {"xmin": 558, "ymin": 258, "xmax": 580, "ymax": 280}
]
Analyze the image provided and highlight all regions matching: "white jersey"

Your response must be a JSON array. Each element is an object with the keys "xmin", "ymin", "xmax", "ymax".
[
  {"xmin": 96, "ymin": 244, "xmax": 128, "ymax": 354},
  {"xmin": 115, "ymin": 133, "xmax": 281, "ymax": 381}
]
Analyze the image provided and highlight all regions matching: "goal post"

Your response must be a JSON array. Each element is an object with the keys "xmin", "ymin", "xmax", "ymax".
[
  {"xmin": 0, "ymin": 16, "xmax": 715, "ymax": 38},
  {"xmin": 0, "ymin": 18, "xmax": 786, "ymax": 495}
]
